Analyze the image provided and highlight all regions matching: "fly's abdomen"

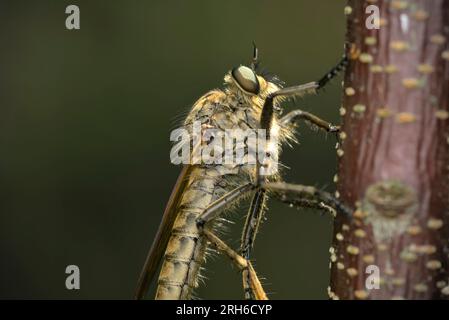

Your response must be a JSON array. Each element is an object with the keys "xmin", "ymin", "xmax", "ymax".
[
  {"xmin": 156, "ymin": 231, "xmax": 208, "ymax": 299},
  {"xmin": 155, "ymin": 168, "xmax": 223, "ymax": 300}
]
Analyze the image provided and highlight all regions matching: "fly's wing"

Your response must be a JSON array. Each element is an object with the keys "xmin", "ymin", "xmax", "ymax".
[
  {"xmin": 135, "ymin": 165, "xmax": 193, "ymax": 299},
  {"xmin": 135, "ymin": 89, "xmax": 226, "ymax": 299}
]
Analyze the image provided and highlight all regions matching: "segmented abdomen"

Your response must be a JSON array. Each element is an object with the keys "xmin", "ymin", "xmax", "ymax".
[{"xmin": 155, "ymin": 166, "xmax": 230, "ymax": 300}]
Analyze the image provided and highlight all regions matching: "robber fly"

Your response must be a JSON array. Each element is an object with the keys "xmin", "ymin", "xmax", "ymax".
[{"xmin": 135, "ymin": 45, "xmax": 349, "ymax": 300}]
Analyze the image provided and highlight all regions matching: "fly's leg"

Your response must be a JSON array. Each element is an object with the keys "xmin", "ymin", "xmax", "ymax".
[
  {"xmin": 197, "ymin": 181, "xmax": 351, "ymax": 300},
  {"xmin": 241, "ymin": 190, "xmax": 266, "ymax": 258},
  {"xmin": 242, "ymin": 104, "xmax": 345, "ymax": 297},
  {"xmin": 280, "ymin": 110, "xmax": 340, "ymax": 134},
  {"xmin": 262, "ymin": 55, "xmax": 348, "ymax": 111},
  {"xmin": 316, "ymin": 55, "xmax": 348, "ymax": 91},
  {"xmin": 240, "ymin": 189, "xmax": 266, "ymax": 300},
  {"xmin": 239, "ymin": 183, "xmax": 350, "ymax": 299},
  {"xmin": 195, "ymin": 182, "xmax": 268, "ymax": 300},
  {"xmin": 278, "ymin": 111, "xmax": 342, "ymax": 215},
  {"xmin": 257, "ymin": 54, "xmax": 349, "ymax": 204},
  {"xmin": 261, "ymin": 182, "xmax": 352, "ymax": 218},
  {"xmin": 286, "ymin": 198, "xmax": 338, "ymax": 217},
  {"xmin": 202, "ymin": 229, "xmax": 267, "ymax": 300},
  {"xmin": 195, "ymin": 183, "xmax": 255, "ymax": 227},
  {"xmin": 260, "ymin": 56, "xmax": 347, "ymax": 140}
]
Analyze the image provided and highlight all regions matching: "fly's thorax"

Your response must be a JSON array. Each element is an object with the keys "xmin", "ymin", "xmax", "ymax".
[{"xmin": 173, "ymin": 70, "xmax": 292, "ymax": 178}]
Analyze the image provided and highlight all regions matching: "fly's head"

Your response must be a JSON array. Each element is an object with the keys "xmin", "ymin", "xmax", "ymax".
[{"xmin": 224, "ymin": 65, "xmax": 283, "ymax": 109}]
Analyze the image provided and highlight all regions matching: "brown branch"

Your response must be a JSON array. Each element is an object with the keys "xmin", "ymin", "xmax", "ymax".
[{"xmin": 330, "ymin": 0, "xmax": 449, "ymax": 300}]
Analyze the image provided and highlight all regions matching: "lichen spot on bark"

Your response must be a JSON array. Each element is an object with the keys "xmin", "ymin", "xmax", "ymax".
[
  {"xmin": 363, "ymin": 180, "xmax": 418, "ymax": 244},
  {"xmin": 365, "ymin": 180, "xmax": 417, "ymax": 218}
]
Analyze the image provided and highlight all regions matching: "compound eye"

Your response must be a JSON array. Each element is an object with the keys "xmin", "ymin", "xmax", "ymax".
[{"xmin": 231, "ymin": 66, "xmax": 260, "ymax": 95}]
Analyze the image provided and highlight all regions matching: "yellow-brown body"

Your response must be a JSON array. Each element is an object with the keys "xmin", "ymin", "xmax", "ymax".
[{"xmin": 155, "ymin": 74, "xmax": 291, "ymax": 299}]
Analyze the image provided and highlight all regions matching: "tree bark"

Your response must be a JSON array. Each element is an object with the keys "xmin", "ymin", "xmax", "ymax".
[{"xmin": 330, "ymin": 0, "xmax": 449, "ymax": 300}]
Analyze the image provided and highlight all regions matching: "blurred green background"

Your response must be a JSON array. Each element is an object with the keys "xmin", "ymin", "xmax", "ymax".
[{"xmin": 0, "ymin": 0, "xmax": 346, "ymax": 299}]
